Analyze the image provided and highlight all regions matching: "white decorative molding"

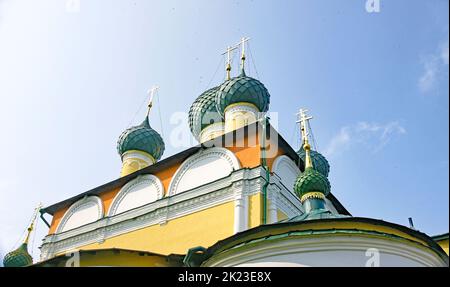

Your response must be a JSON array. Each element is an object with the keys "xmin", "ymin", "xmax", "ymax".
[
  {"xmin": 272, "ymin": 155, "xmax": 301, "ymax": 194},
  {"xmin": 56, "ymin": 196, "xmax": 104, "ymax": 234},
  {"xmin": 267, "ymin": 185, "xmax": 280, "ymax": 224},
  {"xmin": 233, "ymin": 182, "xmax": 249, "ymax": 234},
  {"xmin": 269, "ymin": 174, "xmax": 304, "ymax": 218},
  {"xmin": 168, "ymin": 147, "xmax": 241, "ymax": 196},
  {"xmin": 203, "ymin": 234, "xmax": 448, "ymax": 267},
  {"xmin": 40, "ymin": 166, "xmax": 264, "ymax": 261},
  {"xmin": 224, "ymin": 103, "xmax": 260, "ymax": 118},
  {"xmin": 108, "ymin": 174, "xmax": 164, "ymax": 216},
  {"xmin": 40, "ymin": 166, "xmax": 309, "ymax": 262}
]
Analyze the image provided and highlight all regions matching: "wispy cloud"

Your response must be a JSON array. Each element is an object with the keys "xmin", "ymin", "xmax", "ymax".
[
  {"xmin": 419, "ymin": 55, "xmax": 439, "ymax": 93},
  {"xmin": 323, "ymin": 121, "xmax": 406, "ymax": 157},
  {"xmin": 418, "ymin": 38, "xmax": 449, "ymax": 93},
  {"xmin": 441, "ymin": 40, "xmax": 449, "ymax": 65}
]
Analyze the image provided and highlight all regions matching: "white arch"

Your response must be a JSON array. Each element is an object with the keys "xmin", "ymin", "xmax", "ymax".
[
  {"xmin": 168, "ymin": 147, "xmax": 240, "ymax": 195},
  {"xmin": 272, "ymin": 155, "xmax": 301, "ymax": 193},
  {"xmin": 108, "ymin": 174, "xmax": 164, "ymax": 216},
  {"xmin": 56, "ymin": 196, "xmax": 103, "ymax": 233}
]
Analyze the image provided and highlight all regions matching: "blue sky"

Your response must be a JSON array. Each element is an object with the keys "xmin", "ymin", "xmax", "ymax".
[{"xmin": 0, "ymin": 0, "xmax": 448, "ymax": 263}]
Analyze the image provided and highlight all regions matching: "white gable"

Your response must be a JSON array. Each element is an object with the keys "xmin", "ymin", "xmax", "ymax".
[
  {"xmin": 272, "ymin": 155, "xmax": 301, "ymax": 193},
  {"xmin": 169, "ymin": 147, "xmax": 240, "ymax": 195},
  {"xmin": 108, "ymin": 174, "xmax": 164, "ymax": 216},
  {"xmin": 57, "ymin": 196, "xmax": 103, "ymax": 233}
]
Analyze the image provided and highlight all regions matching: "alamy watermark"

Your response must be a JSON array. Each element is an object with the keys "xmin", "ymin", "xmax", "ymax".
[
  {"xmin": 168, "ymin": 111, "xmax": 280, "ymax": 159},
  {"xmin": 65, "ymin": 251, "xmax": 80, "ymax": 267},
  {"xmin": 365, "ymin": 0, "xmax": 381, "ymax": 13},
  {"xmin": 365, "ymin": 248, "xmax": 380, "ymax": 267}
]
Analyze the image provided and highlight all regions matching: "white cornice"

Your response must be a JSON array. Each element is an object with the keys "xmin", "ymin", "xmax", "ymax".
[
  {"xmin": 269, "ymin": 175, "xmax": 304, "ymax": 217},
  {"xmin": 203, "ymin": 234, "xmax": 447, "ymax": 267},
  {"xmin": 40, "ymin": 166, "xmax": 309, "ymax": 261},
  {"xmin": 40, "ymin": 166, "xmax": 266, "ymax": 261},
  {"xmin": 224, "ymin": 103, "xmax": 260, "ymax": 116}
]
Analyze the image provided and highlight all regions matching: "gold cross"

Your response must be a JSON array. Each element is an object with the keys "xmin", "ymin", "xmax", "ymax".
[{"xmin": 146, "ymin": 85, "xmax": 159, "ymax": 116}]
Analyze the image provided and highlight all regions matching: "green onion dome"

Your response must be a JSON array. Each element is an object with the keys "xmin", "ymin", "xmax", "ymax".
[
  {"xmin": 294, "ymin": 167, "xmax": 331, "ymax": 201},
  {"xmin": 117, "ymin": 116, "xmax": 165, "ymax": 161},
  {"xmin": 188, "ymin": 86, "xmax": 223, "ymax": 140},
  {"xmin": 297, "ymin": 147, "xmax": 330, "ymax": 177},
  {"xmin": 2, "ymin": 243, "xmax": 33, "ymax": 267},
  {"xmin": 216, "ymin": 70, "xmax": 270, "ymax": 114}
]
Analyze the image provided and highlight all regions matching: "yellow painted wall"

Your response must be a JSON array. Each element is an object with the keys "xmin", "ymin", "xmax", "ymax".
[
  {"xmin": 248, "ymin": 193, "xmax": 262, "ymax": 228},
  {"xmin": 277, "ymin": 210, "xmax": 288, "ymax": 221},
  {"xmin": 120, "ymin": 150, "xmax": 155, "ymax": 177},
  {"xmin": 40, "ymin": 250, "xmax": 182, "ymax": 267},
  {"xmin": 436, "ymin": 239, "xmax": 449, "ymax": 255},
  {"xmin": 71, "ymin": 201, "xmax": 235, "ymax": 256},
  {"xmin": 78, "ymin": 251, "xmax": 176, "ymax": 267}
]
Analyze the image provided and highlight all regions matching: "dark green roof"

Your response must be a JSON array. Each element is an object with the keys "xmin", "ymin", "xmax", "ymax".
[
  {"xmin": 432, "ymin": 233, "xmax": 449, "ymax": 241},
  {"xmin": 294, "ymin": 167, "xmax": 331, "ymax": 198},
  {"xmin": 188, "ymin": 86, "xmax": 223, "ymax": 140},
  {"xmin": 230, "ymin": 228, "xmax": 429, "ymax": 251},
  {"xmin": 284, "ymin": 208, "xmax": 349, "ymax": 222},
  {"xmin": 32, "ymin": 248, "xmax": 185, "ymax": 267},
  {"xmin": 216, "ymin": 70, "xmax": 270, "ymax": 113},
  {"xmin": 297, "ymin": 147, "xmax": 330, "ymax": 177},
  {"xmin": 117, "ymin": 116, "xmax": 165, "ymax": 160},
  {"xmin": 2, "ymin": 243, "xmax": 33, "ymax": 267},
  {"xmin": 194, "ymin": 217, "xmax": 449, "ymax": 267}
]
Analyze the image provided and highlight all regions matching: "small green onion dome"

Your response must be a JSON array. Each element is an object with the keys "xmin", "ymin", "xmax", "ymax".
[
  {"xmin": 188, "ymin": 86, "xmax": 223, "ymax": 140},
  {"xmin": 294, "ymin": 167, "xmax": 331, "ymax": 200},
  {"xmin": 117, "ymin": 116, "xmax": 165, "ymax": 161},
  {"xmin": 216, "ymin": 70, "xmax": 270, "ymax": 114},
  {"xmin": 297, "ymin": 147, "xmax": 330, "ymax": 177},
  {"xmin": 2, "ymin": 243, "xmax": 33, "ymax": 267}
]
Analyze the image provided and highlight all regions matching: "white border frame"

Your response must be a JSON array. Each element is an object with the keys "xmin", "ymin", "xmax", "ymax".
[
  {"xmin": 40, "ymin": 167, "xmax": 308, "ymax": 261},
  {"xmin": 271, "ymin": 155, "xmax": 301, "ymax": 196},
  {"xmin": 56, "ymin": 196, "xmax": 104, "ymax": 233},
  {"xmin": 107, "ymin": 174, "xmax": 164, "ymax": 216},
  {"xmin": 168, "ymin": 147, "xmax": 241, "ymax": 196}
]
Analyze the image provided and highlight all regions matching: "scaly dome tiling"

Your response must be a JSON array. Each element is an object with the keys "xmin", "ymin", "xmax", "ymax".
[
  {"xmin": 117, "ymin": 116, "xmax": 165, "ymax": 161},
  {"xmin": 188, "ymin": 86, "xmax": 223, "ymax": 140},
  {"xmin": 2, "ymin": 243, "xmax": 33, "ymax": 267},
  {"xmin": 297, "ymin": 147, "xmax": 330, "ymax": 177},
  {"xmin": 294, "ymin": 167, "xmax": 331, "ymax": 200},
  {"xmin": 216, "ymin": 70, "xmax": 270, "ymax": 114}
]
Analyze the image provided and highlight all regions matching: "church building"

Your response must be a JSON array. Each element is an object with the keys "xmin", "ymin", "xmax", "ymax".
[{"xmin": 3, "ymin": 39, "xmax": 449, "ymax": 267}]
